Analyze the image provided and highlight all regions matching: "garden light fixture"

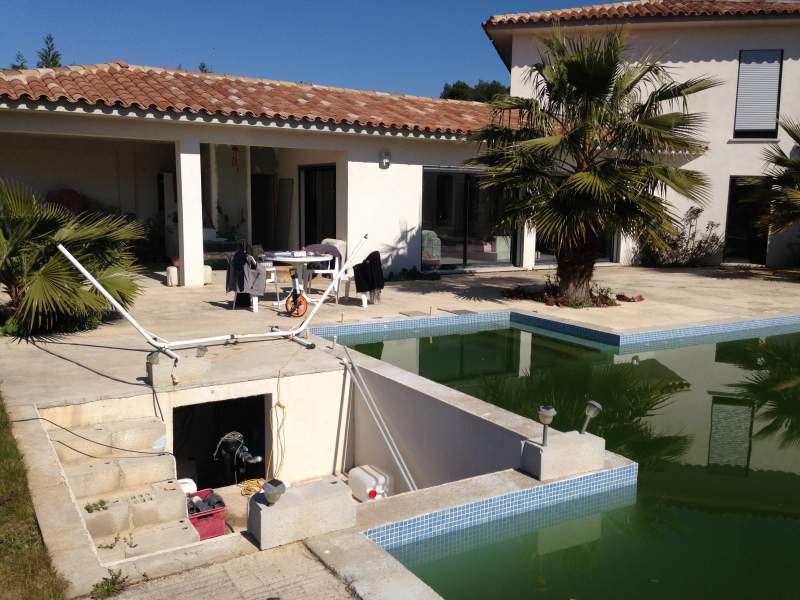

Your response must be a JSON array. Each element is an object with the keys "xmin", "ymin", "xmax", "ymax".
[
  {"xmin": 538, "ymin": 405, "xmax": 556, "ymax": 446},
  {"xmin": 580, "ymin": 400, "xmax": 603, "ymax": 434}
]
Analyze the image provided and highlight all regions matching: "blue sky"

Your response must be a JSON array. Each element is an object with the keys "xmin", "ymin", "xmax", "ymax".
[{"xmin": 0, "ymin": 0, "xmax": 578, "ymax": 97}]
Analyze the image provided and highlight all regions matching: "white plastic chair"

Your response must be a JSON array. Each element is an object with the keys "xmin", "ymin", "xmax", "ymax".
[{"xmin": 305, "ymin": 238, "xmax": 348, "ymax": 304}]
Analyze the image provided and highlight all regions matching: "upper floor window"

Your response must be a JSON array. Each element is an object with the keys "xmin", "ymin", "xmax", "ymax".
[{"xmin": 734, "ymin": 49, "xmax": 783, "ymax": 139}]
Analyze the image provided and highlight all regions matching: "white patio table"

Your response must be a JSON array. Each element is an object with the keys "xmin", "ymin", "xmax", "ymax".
[{"xmin": 260, "ymin": 251, "xmax": 334, "ymax": 306}]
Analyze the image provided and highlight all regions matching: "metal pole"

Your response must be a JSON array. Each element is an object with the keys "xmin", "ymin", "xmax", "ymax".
[
  {"xmin": 542, "ymin": 424, "xmax": 549, "ymax": 447},
  {"xmin": 56, "ymin": 244, "xmax": 181, "ymax": 363}
]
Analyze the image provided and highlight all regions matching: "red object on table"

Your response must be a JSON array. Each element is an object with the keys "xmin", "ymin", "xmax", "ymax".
[{"xmin": 188, "ymin": 488, "xmax": 227, "ymax": 540}]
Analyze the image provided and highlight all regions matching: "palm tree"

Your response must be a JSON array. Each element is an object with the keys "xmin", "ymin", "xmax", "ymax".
[
  {"xmin": 739, "ymin": 119, "xmax": 800, "ymax": 233},
  {"xmin": 469, "ymin": 29, "xmax": 719, "ymax": 304},
  {"xmin": 0, "ymin": 179, "xmax": 144, "ymax": 336}
]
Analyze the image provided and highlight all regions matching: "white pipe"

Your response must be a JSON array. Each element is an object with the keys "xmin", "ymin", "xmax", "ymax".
[
  {"xmin": 163, "ymin": 234, "xmax": 369, "ymax": 348},
  {"xmin": 57, "ymin": 234, "xmax": 370, "ymax": 361},
  {"xmin": 343, "ymin": 348, "xmax": 418, "ymax": 491},
  {"xmin": 56, "ymin": 244, "xmax": 181, "ymax": 363}
]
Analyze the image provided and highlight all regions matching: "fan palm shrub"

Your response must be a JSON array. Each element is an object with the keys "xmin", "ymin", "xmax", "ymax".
[
  {"xmin": 739, "ymin": 119, "xmax": 800, "ymax": 233},
  {"xmin": 469, "ymin": 28, "xmax": 719, "ymax": 304},
  {"xmin": 0, "ymin": 179, "xmax": 144, "ymax": 336}
]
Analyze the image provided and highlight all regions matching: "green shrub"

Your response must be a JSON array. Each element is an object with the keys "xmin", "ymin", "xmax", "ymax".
[{"xmin": 0, "ymin": 179, "xmax": 144, "ymax": 337}]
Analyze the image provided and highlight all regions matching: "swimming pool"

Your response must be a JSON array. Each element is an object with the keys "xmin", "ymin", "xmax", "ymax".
[{"xmin": 338, "ymin": 317, "xmax": 800, "ymax": 599}]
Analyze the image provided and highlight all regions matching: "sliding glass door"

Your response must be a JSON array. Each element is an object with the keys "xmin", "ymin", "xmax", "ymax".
[{"xmin": 421, "ymin": 169, "xmax": 515, "ymax": 271}]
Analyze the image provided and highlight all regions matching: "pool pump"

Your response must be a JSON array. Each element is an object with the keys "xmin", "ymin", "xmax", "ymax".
[{"xmin": 213, "ymin": 431, "xmax": 263, "ymax": 484}]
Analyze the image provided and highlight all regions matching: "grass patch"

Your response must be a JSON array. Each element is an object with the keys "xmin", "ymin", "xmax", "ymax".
[
  {"xmin": 90, "ymin": 569, "xmax": 129, "ymax": 599},
  {"xmin": 0, "ymin": 397, "xmax": 67, "ymax": 600}
]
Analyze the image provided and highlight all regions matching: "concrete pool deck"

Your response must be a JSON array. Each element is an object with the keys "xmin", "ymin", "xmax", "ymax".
[
  {"xmin": 4, "ymin": 264, "xmax": 800, "ymax": 410},
  {"xmin": 2, "ymin": 265, "xmax": 800, "ymax": 598}
]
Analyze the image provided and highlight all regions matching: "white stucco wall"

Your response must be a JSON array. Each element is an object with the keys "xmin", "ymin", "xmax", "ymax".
[
  {"xmin": 508, "ymin": 20, "xmax": 800, "ymax": 266},
  {"xmin": 0, "ymin": 107, "xmax": 530, "ymax": 276}
]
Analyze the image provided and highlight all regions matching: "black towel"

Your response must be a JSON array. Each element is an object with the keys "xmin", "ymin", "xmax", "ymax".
[{"xmin": 354, "ymin": 250, "xmax": 384, "ymax": 293}]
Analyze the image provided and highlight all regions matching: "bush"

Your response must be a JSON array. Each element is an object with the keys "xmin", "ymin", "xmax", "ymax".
[
  {"xmin": 635, "ymin": 206, "xmax": 723, "ymax": 267},
  {"xmin": 0, "ymin": 179, "xmax": 145, "ymax": 337}
]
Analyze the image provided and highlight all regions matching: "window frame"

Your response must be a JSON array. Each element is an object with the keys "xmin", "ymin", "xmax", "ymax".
[{"xmin": 732, "ymin": 48, "xmax": 784, "ymax": 140}]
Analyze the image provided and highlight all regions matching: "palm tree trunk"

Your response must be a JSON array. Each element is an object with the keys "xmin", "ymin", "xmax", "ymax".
[{"xmin": 556, "ymin": 238, "xmax": 600, "ymax": 305}]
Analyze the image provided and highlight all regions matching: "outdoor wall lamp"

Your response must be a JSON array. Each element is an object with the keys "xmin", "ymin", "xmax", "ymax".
[
  {"xmin": 580, "ymin": 400, "xmax": 603, "ymax": 434},
  {"xmin": 538, "ymin": 405, "xmax": 556, "ymax": 446},
  {"xmin": 379, "ymin": 150, "xmax": 391, "ymax": 169}
]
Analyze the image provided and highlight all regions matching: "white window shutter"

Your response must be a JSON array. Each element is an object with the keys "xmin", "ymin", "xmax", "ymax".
[{"xmin": 734, "ymin": 50, "xmax": 782, "ymax": 134}]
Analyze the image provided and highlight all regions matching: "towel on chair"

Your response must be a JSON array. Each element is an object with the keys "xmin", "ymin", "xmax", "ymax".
[
  {"xmin": 226, "ymin": 250, "xmax": 267, "ymax": 296},
  {"xmin": 354, "ymin": 250, "xmax": 384, "ymax": 293}
]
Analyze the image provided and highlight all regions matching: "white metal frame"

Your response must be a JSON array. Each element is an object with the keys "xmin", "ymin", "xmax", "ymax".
[{"xmin": 56, "ymin": 234, "xmax": 369, "ymax": 363}]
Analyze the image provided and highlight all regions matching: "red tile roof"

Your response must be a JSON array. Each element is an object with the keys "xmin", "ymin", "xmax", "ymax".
[
  {"xmin": 485, "ymin": 0, "xmax": 800, "ymax": 26},
  {"xmin": 0, "ymin": 61, "xmax": 492, "ymax": 135}
]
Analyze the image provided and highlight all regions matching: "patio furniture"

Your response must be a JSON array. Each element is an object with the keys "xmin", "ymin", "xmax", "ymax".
[
  {"xmin": 421, "ymin": 230, "xmax": 441, "ymax": 271},
  {"xmin": 352, "ymin": 250, "xmax": 384, "ymax": 307},
  {"xmin": 261, "ymin": 251, "xmax": 334, "ymax": 313},
  {"xmin": 304, "ymin": 238, "xmax": 347, "ymax": 304},
  {"xmin": 225, "ymin": 251, "xmax": 277, "ymax": 313}
]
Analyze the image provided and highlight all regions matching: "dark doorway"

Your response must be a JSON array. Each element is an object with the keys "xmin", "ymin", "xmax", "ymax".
[
  {"xmin": 250, "ymin": 174, "xmax": 277, "ymax": 250},
  {"xmin": 300, "ymin": 165, "xmax": 336, "ymax": 246},
  {"xmin": 172, "ymin": 395, "xmax": 267, "ymax": 489},
  {"xmin": 724, "ymin": 177, "xmax": 769, "ymax": 265}
]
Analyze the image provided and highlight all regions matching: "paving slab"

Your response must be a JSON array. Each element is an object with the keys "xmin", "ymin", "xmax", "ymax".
[{"xmin": 116, "ymin": 542, "xmax": 354, "ymax": 600}]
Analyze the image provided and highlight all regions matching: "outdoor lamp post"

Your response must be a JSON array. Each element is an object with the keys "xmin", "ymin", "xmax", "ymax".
[
  {"xmin": 538, "ymin": 405, "xmax": 556, "ymax": 446},
  {"xmin": 580, "ymin": 400, "xmax": 603, "ymax": 434}
]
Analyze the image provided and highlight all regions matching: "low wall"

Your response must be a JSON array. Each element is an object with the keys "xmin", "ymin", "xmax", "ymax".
[{"xmin": 348, "ymin": 358, "xmax": 540, "ymax": 493}]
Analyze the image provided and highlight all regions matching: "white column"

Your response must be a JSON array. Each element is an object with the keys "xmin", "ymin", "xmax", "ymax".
[
  {"xmin": 521, "ymin": 224, "xmax": 537, "ymax": 269},
  {"xmin": 175, "ymin": 137, "xmax": 205, "ymax": 286}
]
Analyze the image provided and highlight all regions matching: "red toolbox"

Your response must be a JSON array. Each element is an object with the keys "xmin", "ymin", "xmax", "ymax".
[{"xmin": 187, "ymin": 488, "xmax": 227, "ymax": 540}]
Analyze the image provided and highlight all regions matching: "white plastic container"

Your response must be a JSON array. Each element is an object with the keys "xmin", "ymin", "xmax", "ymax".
[{"xmin": 348, "ymin": 465, "xmax": 390, "ymax": 502}]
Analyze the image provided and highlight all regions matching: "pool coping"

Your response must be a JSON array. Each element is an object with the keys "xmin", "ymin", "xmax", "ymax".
[{"xmin": 311, "ymin": 308, "xmax": 800, "ymax": 353}]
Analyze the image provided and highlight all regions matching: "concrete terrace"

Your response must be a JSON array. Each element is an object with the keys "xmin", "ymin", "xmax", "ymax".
[
  {"xmin": 3, "ymin": 265, "xmax": 800, "ymax": 598},
  {"xmin": 3, "ymin": 265, "xmax": 800, "ymax": 411}
]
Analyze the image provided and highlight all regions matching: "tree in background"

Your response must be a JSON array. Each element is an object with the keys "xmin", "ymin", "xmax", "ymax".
[
  {"xmin": 198, "ymin": 62, "xmax": 211, "ymax": 73},
  {"xmin": 469, "ymin": 29, "xmax": 719, "ymax": 304},
  {"xmin": 10, "ymin": 51, "xmax": 27, "ymax": 70},
  {"xmin": 36, "ymin": 33, "xmax": 61, "ymax": 68},
  {"xmin": 440, "ymin": 79, "xmax": 508, "ymax": 102}
]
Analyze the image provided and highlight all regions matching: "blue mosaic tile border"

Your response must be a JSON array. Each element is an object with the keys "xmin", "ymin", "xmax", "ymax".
[
  {"xmin": 390, "ymin": 483, "xmax": 637, "ymax": 568},
  {"xmin": 364, "ymin": 462, "xmax": 637, "ymax": 551},
  {"xmin": 310, "ymin": 310, "xmax": 510, "ymax": 339},
  {"xmin": 313, "ymin": 310, "xmax": 800, "ymax": 353},
  {"xmin": 617, "ymin": 314, "xmax": 800, "ymax": 348}
]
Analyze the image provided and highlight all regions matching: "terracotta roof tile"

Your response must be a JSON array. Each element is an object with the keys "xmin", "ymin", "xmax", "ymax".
[
  {"xmin": 0, "ymin": 62, "xmax": 491, "ymax": 135},
  {"xmin": 485, "ymin": 0, "xmax": 800, "ymax": 26}
]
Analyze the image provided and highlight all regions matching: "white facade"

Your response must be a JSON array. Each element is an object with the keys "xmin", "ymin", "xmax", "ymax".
[
  {"xmin": 499, "ymin": 19, "xmax": 800, "ymax": 266},
  {"xmin": 0, "ymin": 103, "xmax": 527, "ymax": 285}
]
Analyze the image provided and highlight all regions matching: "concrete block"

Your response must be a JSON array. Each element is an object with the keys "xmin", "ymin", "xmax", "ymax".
[
  {"xmin": 146, "ymin": 353, "xmax": 211, "ymax": 387},
  {"xmin": 520, "ymin": 431, "xmax": 605, "ymax": 481},
  {"xmin": 247, "ymin": 476, "xmax": 356, "ymax": 550},
  {"xmin": 50, "ymin": 423, "xmax": 113, "ymax": 463},
  {"xmin": 83, "ymin": 496, "xmax": 130, "ymax": 539},
  {"xmin": 152, "ymin": 481, "xmax": 190, "ymax": 523},
  {"xmin": 108, "ymin": 417, "xmax": 167, "ymax": 455},
  {"xmin": 65, "ymin": 459, "xmax": 121, "ymax": 497},
  {"xmin": 117, "ymin": 454, "xmax": 176, "ymax": 490},
  {"xmin": 124, "ymin": 519, "xmax": 200, "ymax": 558}
]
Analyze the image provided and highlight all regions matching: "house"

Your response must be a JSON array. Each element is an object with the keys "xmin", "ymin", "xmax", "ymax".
[
  {"xmin": 2, "ymin": 2, "xmax": 799, "ymax": 288},
  {"xmin": 0, "ymin": 62, "xmax": 513, "ymax": 286},
  {"xmin": 484, "ymin": 0, "xmax": 800, "ymax": 267}
]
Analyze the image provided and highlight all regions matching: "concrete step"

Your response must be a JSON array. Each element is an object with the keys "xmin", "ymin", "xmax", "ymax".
[
  {"xmin": 80, "ymin": 480, "xmax": 189, "ymax": 539},
  {"xmin": 49, "ymin": 417, "xmax": 167, "ymax": 464},
  {"xmin": 63, "ymin": 454, "xmax": 176, "ymax": 498},
  {"xmin": 95, "ymin": 518, "xmax": 201, "ymax": 563}
]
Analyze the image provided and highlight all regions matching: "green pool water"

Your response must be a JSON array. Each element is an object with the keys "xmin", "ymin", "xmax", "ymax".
[{"xmin": 347, "ymin": 323, "xmax": 800, "ymax": 600}]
